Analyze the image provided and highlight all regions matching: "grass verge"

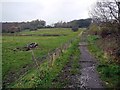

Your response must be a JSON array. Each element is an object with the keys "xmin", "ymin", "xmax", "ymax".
[
  {"xmin": 87, "ymin": 35, "xmax": 120, "ymax": 88},
  {"xmin": 70, "ymin": 45, "xmax": 80, "ymax": 75},
  {"xmin": 50, "ymin": 37, "xmax": 81, "ymax": 88}
]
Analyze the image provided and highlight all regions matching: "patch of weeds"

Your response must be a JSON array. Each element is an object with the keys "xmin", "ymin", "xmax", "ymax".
[
  {"xmin": 87, "ymin": 35, "xmax": 100, "ymax": 44},
  {"xmin": 70, "ymin": 40, "xmax": 80, "ymax": 75},
  {"xmin": 97, "ymin": 64, "xmax": 120, "ymax": 88}
]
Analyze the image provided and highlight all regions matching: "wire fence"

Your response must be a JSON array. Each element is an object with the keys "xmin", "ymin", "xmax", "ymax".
[{"xmin": 3, "ymin": 31, "xmax": 83, "ymax": 87}]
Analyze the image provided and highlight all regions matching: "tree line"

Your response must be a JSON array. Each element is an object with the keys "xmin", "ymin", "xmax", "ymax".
[
  {"xmin": 2, "ymin": 18, "xmax": 92, "ymax": 33},
  {"xmin": 2, "ymin": 19, "xmax": 46, "ymax": 33},
  {"xmin": 54, "ymin": 18, "xmax": 92, "ymax": 28}
]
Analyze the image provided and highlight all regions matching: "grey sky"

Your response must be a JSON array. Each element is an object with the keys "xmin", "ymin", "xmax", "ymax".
[{"xmin": 1, "ymin": 0, "xmax": 97, "ymax": 25}]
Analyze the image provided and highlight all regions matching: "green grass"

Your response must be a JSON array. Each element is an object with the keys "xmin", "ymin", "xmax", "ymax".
[
  {"xmin": 2, "ymin": 28, "xmax": 82, "ymax": 86},
  {"xmin": 18, "ymin": 28, "xmax": 73, "ymax": 35},
  {"xmin": 51, "ymin": 38, "xmax": 81, "ymax": 88},
  {"xmin": 70, "ymin": 42, "xmax": 80, "ymax": 75},
  {"xmin": 87, "ymin": 35, "xmax": 120, "ymax": 88},
  {"xmin": 87, "ymin": 35, "xmax": 105, "ymax": 64},
  {"xmin": 97, "ymin": 64, "xmax": 120, "ymax": 88},
  {"xmin": 9, "ymin": 37, "xmax": 80, "ymax": 88}
]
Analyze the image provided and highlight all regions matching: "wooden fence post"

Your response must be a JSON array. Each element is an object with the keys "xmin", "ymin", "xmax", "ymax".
[
  {"xmin": 31, "ymin": 50, "xmax": 40, "ymax": 76},
  {"xmin": 48, "ymin": 52, "xmax": 52, "ymax": 67},
  {"xmin": 52, "ymin": 53, "xmax": 56, "ymax": 66}
]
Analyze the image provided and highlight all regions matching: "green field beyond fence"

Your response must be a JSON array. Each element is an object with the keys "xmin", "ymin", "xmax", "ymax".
[{"xmin": 2, "ymin": 28, "xmax": 82, "ymax": 87}]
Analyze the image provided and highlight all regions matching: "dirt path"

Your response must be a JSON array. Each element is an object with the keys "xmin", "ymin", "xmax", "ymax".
[
  {"xmin": 79, "ymin": 45, "xmax": 104, "ymax": 88},
  {"xmin": 79, "ymin": 32, "xmax": 104, "ymax": 88},
  {"xmin": 52, "ymin": 32, "xmax": 105, "ymax": 88}
]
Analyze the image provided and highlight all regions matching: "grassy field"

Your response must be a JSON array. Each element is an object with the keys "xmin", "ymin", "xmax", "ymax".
[
  {"xmin": 19, "ymin": 28, "xmax": 73, "ymax": 35},
  {"xmin": 2, "ymin": 28, "xmax": 82, "ymax": 87},
  {"xmin": 10, "ymin": 37, "xmax": 80, "ymax": 88}
]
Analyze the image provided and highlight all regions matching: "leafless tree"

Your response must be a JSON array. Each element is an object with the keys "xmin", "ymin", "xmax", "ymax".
[
  {"xmin": 90, "ymin": 0, "xmax": 120, "ymax": 42},
  {"xmin": 91, "ymin": 0, "xmax": 120, "ymax": 25},
  {"xmin": 90, "ymin": 0, "xmax": 120, "ymax": 62}
]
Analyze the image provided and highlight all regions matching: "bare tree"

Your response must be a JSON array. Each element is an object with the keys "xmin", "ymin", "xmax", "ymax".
[
  {"xmin": 90, "ymin": 0, "xmax": 120, "ymax": 62},
  {"xmin": 91, "ymin": 0, "xmax": 120, "ymax": 25},
  {"xmin": 90, "ymin": 0, "xmax": 120, "ymax": 39}
]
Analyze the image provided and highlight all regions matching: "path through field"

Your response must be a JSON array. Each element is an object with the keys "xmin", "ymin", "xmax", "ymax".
[
  {"xmin": 79, "ymin": 32, "xmax": 104, "ymax": 88},
  {"xmin": 52, "ymin": 32, "xmax": 105, "ymax": 88}
]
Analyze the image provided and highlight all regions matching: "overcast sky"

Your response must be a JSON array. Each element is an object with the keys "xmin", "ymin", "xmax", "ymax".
[{"xmin": 1, "ymin": 0, "xmax": 97, "ymax": 25}]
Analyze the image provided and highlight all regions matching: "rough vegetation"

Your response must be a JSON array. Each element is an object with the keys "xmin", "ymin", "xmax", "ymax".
[
  {"xmin": 89, "ymin": 0, "xmax": 120, "ymax": 63},
  {"xmin": 51, "ymin": 38, "xmax": 80, "ymax": 88},
  {"xmin": 87, "ymin": 34, "xmax": 120, "ymax": 88},
  {"xmin": 8, "ymin": 36, "xmax": 80, "ymax": 88},
  {"xmin": 2, "ymin": 28, "xmax": 82, "ymax": 88},
  {"xmin": 2, "ymin": 0, "xmax": 120, "ymax": 89}
]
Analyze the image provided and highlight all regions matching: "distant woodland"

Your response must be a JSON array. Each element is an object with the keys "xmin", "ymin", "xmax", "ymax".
[{"xmin": 1, "ymin": 18, "xmax": 92, "ymax": 33}]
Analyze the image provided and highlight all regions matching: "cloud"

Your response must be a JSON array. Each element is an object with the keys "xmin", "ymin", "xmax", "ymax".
[{"xmin": 1, "ymin": 0, "xmax": 97, "ymax": 24}]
